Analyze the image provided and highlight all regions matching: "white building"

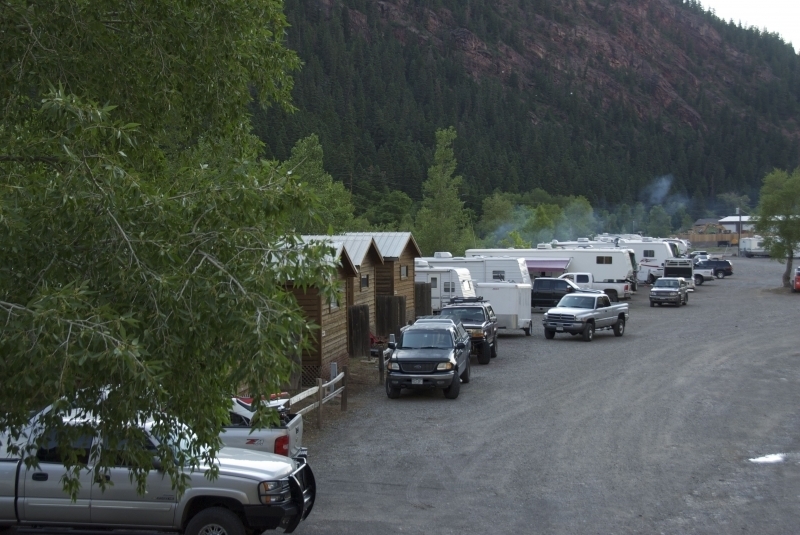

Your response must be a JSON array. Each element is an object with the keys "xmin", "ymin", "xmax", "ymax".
[{"xmin": 718, "ymin": 215, "xmax": 755, "ymax": 233}]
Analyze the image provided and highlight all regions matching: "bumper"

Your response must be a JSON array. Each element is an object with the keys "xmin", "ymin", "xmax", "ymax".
[
  {"xmin": 387, "ymin": 371, "xmax": 455, "ymax": 389},
  {"xmin": 542, "ymin": 320, "xmax": 586, "ymax": 334},
  {"xmin": 244, "ymin": 459, "xmax": 316, "ymax": 533},
  {"xmin": 650, "ymin": 295, "xmax": 680, "ymax": 304}
]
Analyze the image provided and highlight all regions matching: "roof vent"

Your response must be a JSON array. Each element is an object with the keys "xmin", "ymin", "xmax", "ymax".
[
  {"xmin": 434, "ymin": 252, "xmax": 453, "ymax": 258},
  {"xmin": 415, "ymin": 259, "xmax": 429, "ymax": 267},
  {"xmin": 537, "ymin": 243, "xmax": 552, "ymax": 249},
  {"xmin": 577, "ymin": 237, "xmax": 590, "ymax": 243},
  {"xmin": 642, "ymin": 237, "xmax": 653, "ymax": 242}
]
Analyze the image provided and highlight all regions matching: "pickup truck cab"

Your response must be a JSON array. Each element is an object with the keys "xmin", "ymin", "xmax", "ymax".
[
  {"xmin": 385, "ymin": 321, "xmax": 471, "ymax": 399},
  {"xmin": 1, "ymin": 418, "xmax": 315, "ymax": 534},
  {"xmin": 542, "ymin": 293, "xmax": 629, "ymax": 341}
]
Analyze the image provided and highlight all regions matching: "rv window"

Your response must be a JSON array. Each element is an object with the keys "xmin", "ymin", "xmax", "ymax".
[
  {"xmin": 644, "ymin": 250, "xmax": 655, "ymax": 258},
  {"xmin": 443, "ymin": 282, "xmax": 454, "ymax": 293},
  {"xmin": 492, "ymin": 270, "xmax": 505, "ymax": 281},
  {"xmin": 400, "ymin": 265, "xmax": 408, "ymax": 279},
  {"xmin": 596, "ymin": 256, "xmax": 612, "ymax": 264},
  {"xmin": 430, "ymin": 277, "xmax": 437, "ymax": 289},
  {"xmin": 360, "ymin": 274, "xmax": 369, "ymax": 289}
]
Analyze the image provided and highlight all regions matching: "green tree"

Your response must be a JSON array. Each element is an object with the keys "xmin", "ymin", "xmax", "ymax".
[
  {"xmin": 646, "ymin": 205, "xmax": 673, "ymax": 237},
  {"xmin": 499, "ymin": 230, "xmax": 532, "ymax": 248},
  {"xmin": 556, "ymin": 197, "xmax": 596, "ymax": 240},
  {"xmin": 754, "ymin": 168, "xmax": 800, "ymax": 287},
  {"xmin": 0, "ymin": 0, "xmax": 337, "ymax": 496},
  {"xmin": 414, "ymin": 127, "xmax": 474, "ymax": 255}
]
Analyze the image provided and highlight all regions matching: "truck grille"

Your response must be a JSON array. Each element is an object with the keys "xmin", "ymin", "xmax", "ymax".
[
  {"xmin": 546, "ymin": 313, "xmax": 575, "ymax": 322},
  {"xmin": 400, "ymin": 362, "xmax": 437, "ymax": 373}
]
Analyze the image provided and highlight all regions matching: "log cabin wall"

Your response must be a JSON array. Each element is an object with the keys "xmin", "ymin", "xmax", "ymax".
[
  {"xmin": 352, "ymin": 252, "xmax": 379, "ymax": 334},
  {"xmin": 396, "ymin": 248, "xmax": 417, "ymax": 322}
]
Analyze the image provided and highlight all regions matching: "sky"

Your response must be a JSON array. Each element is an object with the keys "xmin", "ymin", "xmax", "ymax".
[{"xmin": 700, "ymin": 0, "xmax": 800, "ymax": 53}]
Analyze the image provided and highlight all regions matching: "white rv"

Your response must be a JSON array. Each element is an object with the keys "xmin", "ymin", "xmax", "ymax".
[
  {"xmin": 740, "ymin": 236, "xmax": 769, "ymax": 257},
  {"xmin": 555, "ymin": 237, "xmax": 675, "ymax": 283},
  {"xmin": 414, "ymin": 261, "xmax": 476, "ymax": 313},
  {"xmin": 422, "ymin": 253, "xmax": 533, "ymax": 333},
  {"xmin": 465, "ymin": 245, "xmax": 635, "ymax": 302}
]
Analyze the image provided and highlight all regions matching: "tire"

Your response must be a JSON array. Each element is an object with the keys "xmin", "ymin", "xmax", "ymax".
[
  {"xmin": 460, "ymin": 358, "xmax": 471, "ymax": 384},
  {"xmin": 443, "ymin": 373, "xmax": 461, "ymax": 399},
  {"xmin": 694, "ymin": 275, "xmax": 703, "ymax": 286},
  {"xmin": 490, "ymin": 337, "xmax": 498, "ymax": 358},
  {"xmin": 605, "ymin": 290, "xmax": 619, "ymax": 302},
  {"xmin": 684, "ymin": 293, "xmax": 689, "ymax": 305},
  {"xmin": 523, "ymin": 325, "xmax": 531, "ymax": 336},
  {"xmin": 647, "ymin": 274, "xmax": 655, "ymax": 284},
  {"xmin": 544, "ymin": 328, "xmax": 555, "ymax": 339},
  {"xmin": 613, "ymin": 317, "xmax": 625, "ymax": 337},
  {"xmin": 582, "ymin": 322, "xmax": 594, "ymax": 342},
  {"xmin": 385, "ymin": 378, "xmax": 401, "ymax": 399},
  {"xmin": 715, "ymin": 270, "xmax": 724, "ymax": 279},
  {"xmin": 650, "ymin": 301, "xmax": 654, "ymax": 308},
  {"xmin": 185, "ymin": 507, "xmax": 246, "ymax": 535},
  {"xmin": 477, "ymin": 342, "xmax": 491, "ymax": 365}
]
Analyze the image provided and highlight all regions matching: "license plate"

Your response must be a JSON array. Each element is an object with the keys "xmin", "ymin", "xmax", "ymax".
[
  {"xmin": 411, "ymin": 378, "xmax": 423, "ymax": 385},
  {"xmin": 556, "ymin": 327, "xmax": 564, "ymax": 332}
]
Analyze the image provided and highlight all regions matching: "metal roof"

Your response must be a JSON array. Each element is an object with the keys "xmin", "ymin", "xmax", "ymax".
[
  {"xmin": 718, "ymin": 215, "xmax": 754, "ymax": 223},
  {"xmin": 303, "ymin": 234, "xmax": 383, "ymax": 268},
  {"xmin": 341, "ymin": 232, "xmax": 421, "ymax": 259}
]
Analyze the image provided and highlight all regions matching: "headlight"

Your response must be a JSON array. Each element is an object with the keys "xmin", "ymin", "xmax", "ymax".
[
  {"xmin": 259, "ymin": 480, "xmax": 290, "ymax": 504},
  {"xmin": 388, "ymin": 361, "xmax": 400, "ymax": 371},
  {"xmin": 436, "ymin": 362, "xmax": 454, "ymax": 370},
  {"xmin": 469, "ymin": 329, "xmax": 484, "ymax": 337}
]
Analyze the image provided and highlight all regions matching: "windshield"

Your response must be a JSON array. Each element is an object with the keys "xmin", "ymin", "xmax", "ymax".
[
  {"xmin": 442, "ymin": 307, "xmax": 485, "ymax": 323},
  {"xmin": 557, "ymin": 295, "xmax": 595, "ymax": 309},
  {"xmin": 654, "ymin": 279, "xmax": 678, "ymax": 288},
  {"xmin": 399, "ymin": 330, "xmax": 453, "ymax": 349}
]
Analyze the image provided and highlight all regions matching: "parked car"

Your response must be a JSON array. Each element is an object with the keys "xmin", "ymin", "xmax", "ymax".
[
  {"xmin": 1, "ymin": 415, "xmax": 316, "ymax": 534},
  {"xmin": 541, "ymin": 292, "xmax": 629, "ymax": 342},
  {"xmin": 649, "ymin": 277, "xmax": 689, "ymax": 307},
  {"xmin": 693, "ymin": 264, "xmax": 715, "ymax": 286},
  {"xmin": 793, "ymin": 266, "xmax": 800, "ymax": 293},
  {"xmin": 385, "ymin": 321, "xmax": 472, "ymax": 399},
  {"xmin": 225, "ymin": 397, "xmax": 304, "ymax": 458},
  {"xmin": 694, "ymin": 259, "xmax": 733, "ymax": 278},
  {"xmin": 531, "ymin": 277, "xmax": 583, "ymax": 310},
  {"xmin": 688, "ymin": 250, "xmax": 709, "ymax": 259},
  {"xmin": 440, "ymin": 297, "xmax": 499, "ymax": 364}
]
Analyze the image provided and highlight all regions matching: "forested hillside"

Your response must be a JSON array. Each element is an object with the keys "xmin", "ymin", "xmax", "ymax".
[{"xmin": 251, "ymin": 0, "xmax": 800, "ymax": 235}]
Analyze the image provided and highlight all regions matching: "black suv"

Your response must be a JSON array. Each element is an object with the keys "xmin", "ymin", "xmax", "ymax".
[
  {"xmin": 531, "ymin": 277, "xmax": 582, "ymax": 309},
  {"xmin": 440, "ymin": 297, "xmax": 499, "ymax": 365},
  {"xmin": 386, "ymin": 321, "xmax": 472, "ymax": 399},
  {"xmin": 694, "ymin": 259, "xmax": 733, "ymax": 278}
]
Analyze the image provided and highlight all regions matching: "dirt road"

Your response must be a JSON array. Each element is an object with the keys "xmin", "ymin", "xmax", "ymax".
[{"xmin": 302, "ymin": 257, "xmax": 800, "ymax": 535}]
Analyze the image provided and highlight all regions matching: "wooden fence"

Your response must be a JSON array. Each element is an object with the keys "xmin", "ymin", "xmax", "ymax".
[
  {"xmin": 348, "ymin": 304, "xmax": 370, "ymax": 357},
  {"xmin": 288, "ymin": 366, "xmax": 348, "ymax": 429},
  {"xmin": 376, "ymin": 295, "xmax": 407, "ymax": 338}
]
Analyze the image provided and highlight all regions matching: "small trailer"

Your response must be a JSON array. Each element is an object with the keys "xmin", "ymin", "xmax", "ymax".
[
  {"xmin": 663, "ymin": 258, "xmax": 696, "ymax": 290},
  {"xmin": 415, "ymin": 261, "xmax": 476, "ymax": 313},
  {"xmin": 474, "ymin": 281, "xmax": 533, "ymax": 335}
]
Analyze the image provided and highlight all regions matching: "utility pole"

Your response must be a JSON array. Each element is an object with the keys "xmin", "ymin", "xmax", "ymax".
[{"xmin": 737, "ymin": 206, "xmax": 741, "ymax": 257}]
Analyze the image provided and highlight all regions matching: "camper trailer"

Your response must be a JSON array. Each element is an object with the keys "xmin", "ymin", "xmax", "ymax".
[
  {"xmin": 554, "ymin": 237, "xmax": 675, "ymax": 283},
  {"xmin": 414, "ymin": 261, "xmax": 476, "ymax": 313},
  {"xmin": 422, "ymin": 253, "xmax": 533, "ymax": 333},
  {"xmin": 740, "ymin": 236, "xmax": 769, "ymax": 257},
  {"xmin": 465, "ymin": 245, "xmax": 635, "ymax": 302}
]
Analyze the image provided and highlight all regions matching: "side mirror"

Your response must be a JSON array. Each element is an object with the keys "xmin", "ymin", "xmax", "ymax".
[
  {"xmin": 387, "ymin": 342, "xmax": 396, "ymax": 350},
  {"xmin": 566, "ymin": 287, "xmax": 573, "ymax": 293},
  {"xmin": 152, "ymin": 457, "xmax": 163, "ymax": 472},
  {"xmin": 456, "ymin": 342, "xmax": 466, "ymax": 350}
]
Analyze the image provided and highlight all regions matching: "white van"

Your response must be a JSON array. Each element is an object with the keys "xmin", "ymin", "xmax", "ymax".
[{"xmin": 414, "ymin": 261, "xmax": 476, "ymax": 313}]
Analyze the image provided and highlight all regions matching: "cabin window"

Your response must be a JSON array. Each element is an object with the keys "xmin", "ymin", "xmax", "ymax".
[
  {"xmin": 329, "ymin": 293, "xmax": 339, "ymax": 310},
  {"xmin": 443, "ymin": 282, "xmax": 455, "ymax": 293},
  {"xmin": 400, "ymin": 265, "xmax": 409, "ymax": 279},
  {"xmin": 596, "ymin": 256, "xmax": 613, "ymax": 264},
  {"xmin": 643, "ymin": 250, "xmax": 655, "ymax": 258},
  {"xmin": 430, "ymin": 277, "xmax": 437, "ymax": 289},
  {"xmin": 360, "ymin": 274, "xmax": 369, "ymax": 289},
  {"xmin": 492, "ymin": 270, "xmax": 505, "ymax": 281}
]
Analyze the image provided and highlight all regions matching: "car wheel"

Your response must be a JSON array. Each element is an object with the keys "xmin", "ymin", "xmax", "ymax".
[
  {"xmin": 490, "ymin": 337, "xmax": 498, "ymax": 358},
  {"xmin": 715, "ymin": 270, "xmax": 724, "ymax": 279},
  {"xmin": 647, "ymin": 274, "xmax": 655, "ymax": 284},
  {"xmin": 443, "ymin": 373, "xmax": 461, "ymax": 399},
  {"xmin": 523, "ymin": 324, "xmax": 531, "ymax": 336},
  {"xmin": 694, "ymin": 275, "xmax": 703, "ymax": 286},
  {"xmin": 650, "ymin": 301, "xmax": 654, "ymax": 308},
  {"xmin": 477, "ymin": 342, "xmax": 491, "ymax": 365},
  {"xmin": 186, "ymin": 507, "xmax": 246, "ymax": 535},
  {"xmin": 684, "ymin": 293, "xmax": 689, "ymax": 305},
  {"xmin": 613, "ymin": 317, "xmax": 625, "ymax": 337},
  {"xmin": 544, "ymin": 328, "xmax": 555, "ymax": 339},
  {"xmin": 460, "ymin": 358, "xmax": 471, "ymax": 384},
  {"xmin": 385, "ymin": 378, "xmax": 401, "ymax": 399},
  {"xmin": 582, "ymin": 322, "xmax": 594, "ymax": 342}
]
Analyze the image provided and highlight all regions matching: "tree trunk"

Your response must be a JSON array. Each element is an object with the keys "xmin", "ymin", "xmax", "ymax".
[{"xmin": 783, "ymin": 250, "xmax": 794, "ymax": 288}]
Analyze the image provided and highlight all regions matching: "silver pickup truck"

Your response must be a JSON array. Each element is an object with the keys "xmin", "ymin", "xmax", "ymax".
[
  {"xmin": 0, "ymin": 418, "xmax": 315, "ymax": 534},
  {"xmin": 542, "ymin": 292, "xmax": 629, "ymax": 341}
]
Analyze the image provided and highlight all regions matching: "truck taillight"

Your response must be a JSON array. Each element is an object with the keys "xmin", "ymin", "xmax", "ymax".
[
  {"xmin": 274, "ymin": 435, "xmax": 289, "ymax": 456},
  {"xmin": 624, "ymin": 284, "xmax": 629, "ymax": 291}
]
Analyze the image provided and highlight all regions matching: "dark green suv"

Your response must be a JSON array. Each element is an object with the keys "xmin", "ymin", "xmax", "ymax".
[{"xmin": 694, "ymin": 259, "xmax": 733, "ymax": 278}]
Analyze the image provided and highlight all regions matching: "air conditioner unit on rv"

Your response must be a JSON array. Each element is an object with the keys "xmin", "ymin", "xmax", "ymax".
[
  {"xmin": 433, "ymin": 252, "xmax": 453, "ymax": 258},
  {"xmin": 537, "ymin": 243, "xmax": 553, "ymax": 249},
  {"xmin": 415, "ymin": 259, "xmax": 430, "ymax": 268}
]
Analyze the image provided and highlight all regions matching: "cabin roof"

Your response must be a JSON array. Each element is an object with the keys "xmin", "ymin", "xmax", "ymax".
[
  {"xmin": 341, "ymin": 232, "xmax": 422, "ymax": 260},
  {"xmin": 303, "ymin": 234, "xmax": 383, "ymax": 268}
]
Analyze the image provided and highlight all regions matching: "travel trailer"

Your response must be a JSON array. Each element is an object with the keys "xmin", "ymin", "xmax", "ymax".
[
  {"xmin": 414, "ymin": 261, "xmax": 476, "ymax": 313},
  {"xmin": 740, "ymin": 236, "xmax": 769, "ymax": 257},
  {"xmin": 465, "ymin": 245, "xmax": 636, "ymax": 302},
  {"xmin": 554, "ymin": 237, "xmax": 676, "ymax": 283},
  {"xmin": 422, "ymin": 253, "xmax": 533, "ymax": 332}
]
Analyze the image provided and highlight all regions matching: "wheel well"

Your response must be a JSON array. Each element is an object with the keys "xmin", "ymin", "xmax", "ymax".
[
  {"xmin": 182, "ymin": 496, "xmax": 246, "ymax": 529},
  {"xmin": 618, "ymin": 314, "xmax": 625, "ymax": 320},
  {"xmin": 604, "ymin": 289, "xmax": 618, "ymax": 299}
]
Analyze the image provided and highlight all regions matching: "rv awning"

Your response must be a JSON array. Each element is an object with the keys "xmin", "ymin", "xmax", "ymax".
[{"xmin": 525, "ymin": 258, "xmax": 571, "ymax": 272}]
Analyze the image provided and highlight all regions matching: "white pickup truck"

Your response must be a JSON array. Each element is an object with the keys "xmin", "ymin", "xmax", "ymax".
[
  {"xmin": 542, "ymin": 292, "xmax": 629, "ymax": 341},
  {"xmin": 558, "ymin": 272, "xmax": 632, "ymax": 301},
  {"xmin": 225, "ymin": 397, "xmax": 304, "ymax": 458},
  {"xmin": 0, "ymin": 417, "xmax": 315, "ymax": 534}
]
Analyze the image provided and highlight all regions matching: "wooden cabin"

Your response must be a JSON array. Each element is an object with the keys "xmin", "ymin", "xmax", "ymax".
[
  {"xmin": 290, "ymin": 240, "xmax": 357, "ymax": 384},
  {"xmin": 343, "ymin": 232, "xmax": 422, "ymax": 329}
]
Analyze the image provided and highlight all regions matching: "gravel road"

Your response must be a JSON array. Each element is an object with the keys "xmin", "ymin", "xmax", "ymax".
[{"xmin": 301, "ymin": 257, "xmax": 800, "ymax": 535}]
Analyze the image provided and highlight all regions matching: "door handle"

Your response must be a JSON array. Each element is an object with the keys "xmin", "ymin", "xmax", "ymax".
[{"xmin": 31, "ymin": 473, "xmax": 48, "ymax": 481}]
